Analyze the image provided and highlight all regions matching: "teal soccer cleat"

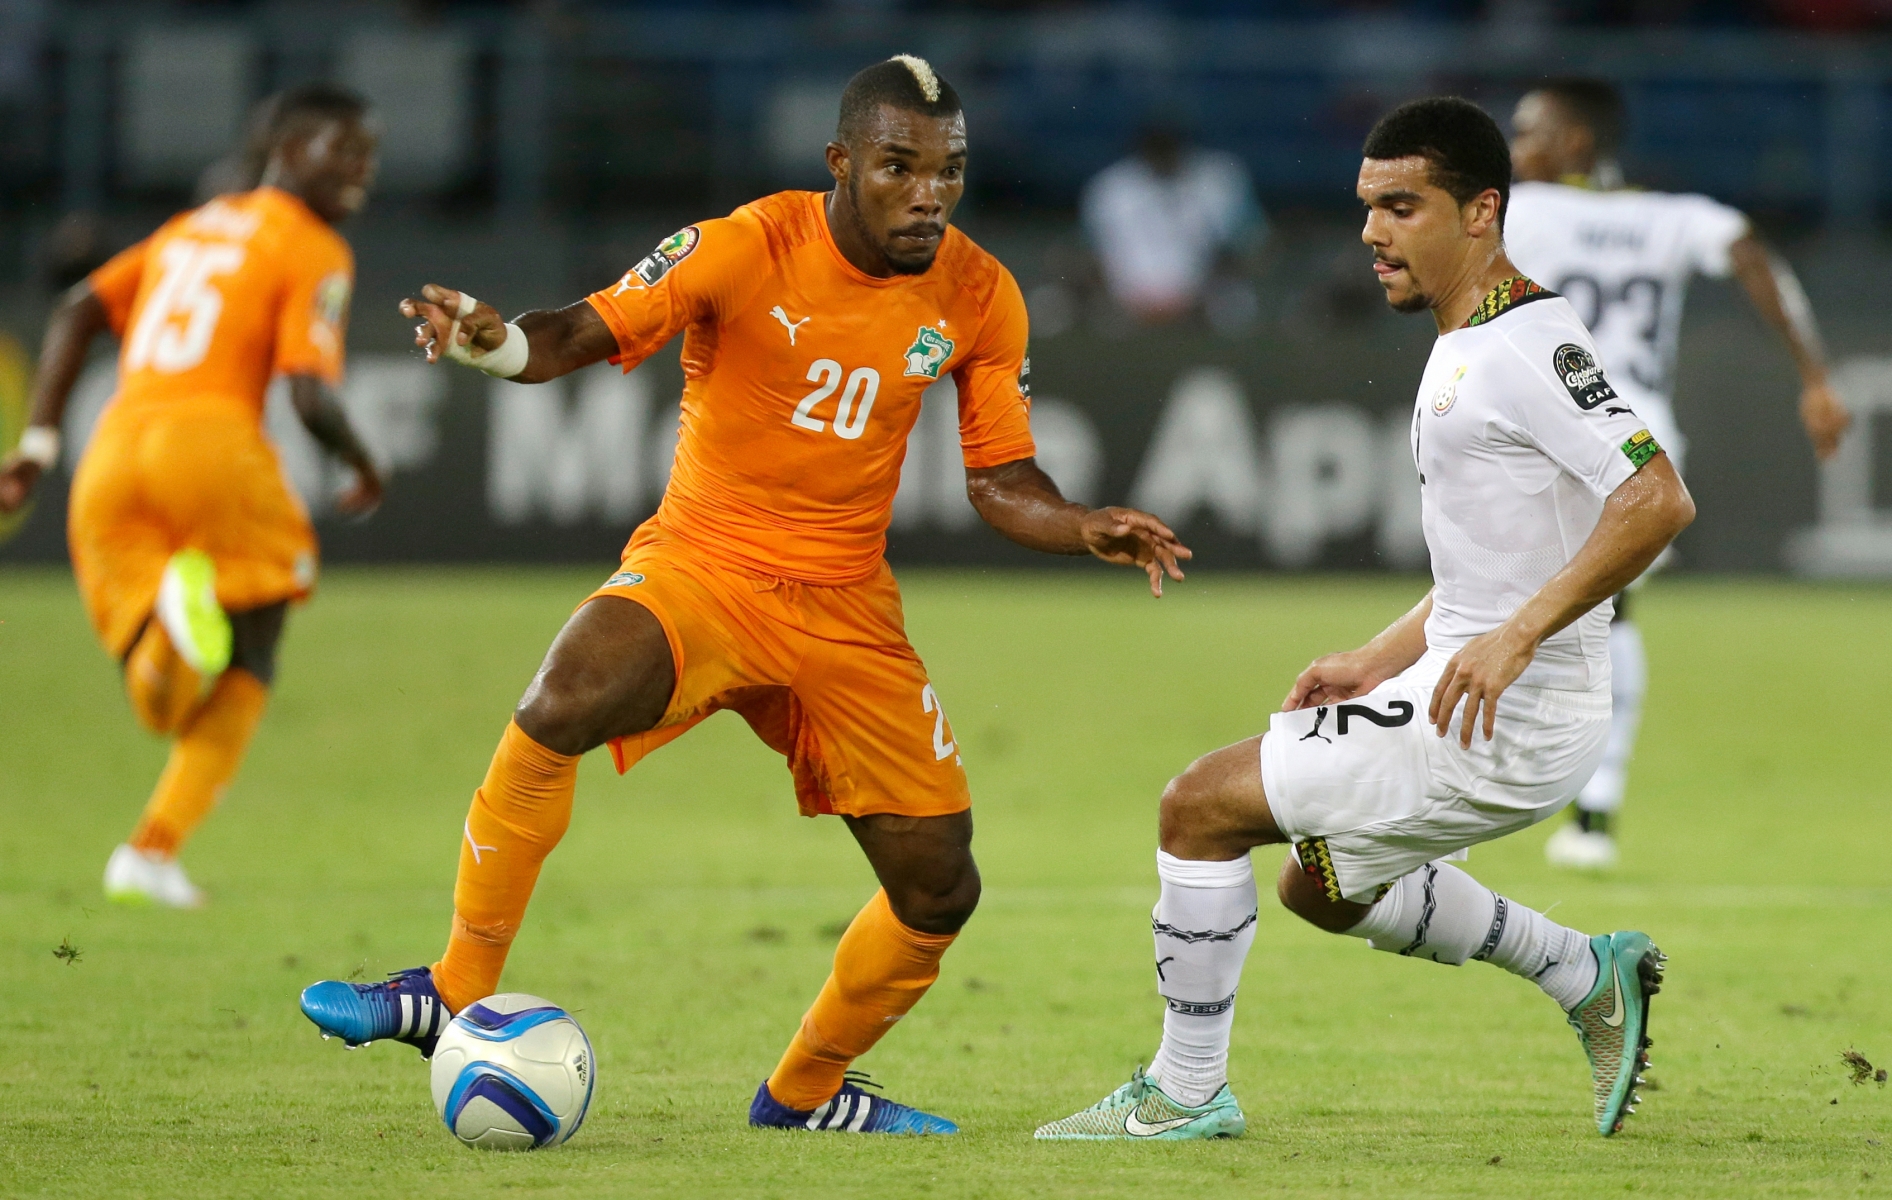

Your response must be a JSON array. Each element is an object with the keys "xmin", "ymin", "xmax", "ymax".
[
  {"xmin": 1567, "ymin": 930, "xmax": 1665, "ymax": 1136},
  {"xmin": 1034, "ymin": 1067, "xmax": 1245, "ymax": 1140}
]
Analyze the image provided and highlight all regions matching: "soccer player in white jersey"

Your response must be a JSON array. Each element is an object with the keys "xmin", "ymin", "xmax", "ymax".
[
  {"xmin": 1037, "ymin": 97, "xmax": 1696, "ymax": 1142},
  {"xmin": 1506, "ymin": 78, "xmax": 1851, "ymax": 870}
]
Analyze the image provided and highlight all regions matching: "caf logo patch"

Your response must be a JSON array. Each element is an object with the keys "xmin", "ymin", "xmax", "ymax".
[
  {"xmin": 624, "ymin": 226, "xmax": 701, "ymax": 290},
  {"xmin": 314, "ymin": 272, "xmax": 352, "ymax": 328},
  {"xmin": 902, "ymin": 325, "xmax": 955, "ymax": 379},
  {"xmin": 1553, "ymin": 343, "xmax": 1618, "ymax": 410},
  {"xmin": 1431, "ymin": 364, "xmax": 1467, "ymax": 416},
  {"xmin": 602, "ymin": 570, "xmax": 646, "ymax": 588}
]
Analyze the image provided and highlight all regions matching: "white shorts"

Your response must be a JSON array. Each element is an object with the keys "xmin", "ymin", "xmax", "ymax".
[{"xmin": 1262, "ymin": 649, "xmax": 1611, "ymax": 902}]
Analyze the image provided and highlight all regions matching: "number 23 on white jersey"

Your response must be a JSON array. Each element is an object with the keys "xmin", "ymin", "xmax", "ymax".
[{"xmin": 124, "ymin": 239, "xmax": 247, "ymax": 374}]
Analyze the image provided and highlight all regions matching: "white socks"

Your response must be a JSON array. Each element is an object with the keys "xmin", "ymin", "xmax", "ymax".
[
  {"xmin": 1344, "ymin": 860, "xmax": 1599, "ymax": 1010},
  {"xmin": 1146, "ymin": 852, "xmax": 1602, "ymax": 1106},
  {"xmin": 1147, "ymin": 851, "xmax": 1256, "ymax": 1107},
  {"xmin": 1578, "ymin": 617, "xmax": 1645, "ymax": 815}
]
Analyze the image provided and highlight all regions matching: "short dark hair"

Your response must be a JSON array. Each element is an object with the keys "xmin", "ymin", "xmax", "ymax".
[
  {"xmin": 1363, "ymin": 96, "xmax": 1513, "ymax": 228},
  {"xmin": 836, "ymin": 55, "xmax": 962, "ymax": 143},
  {"xmin": 1531, "ymin": 78, "xmax": 1626, "ymax": 157},
  {"xmin": 258, "ymin": 82, "xmax": 370, "ymax": 154}
]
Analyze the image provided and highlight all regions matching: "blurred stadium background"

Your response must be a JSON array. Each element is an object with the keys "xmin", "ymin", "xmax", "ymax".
[{"xmin": 3, "ymin": 0, "xmax": 1892, "ymax": 574}]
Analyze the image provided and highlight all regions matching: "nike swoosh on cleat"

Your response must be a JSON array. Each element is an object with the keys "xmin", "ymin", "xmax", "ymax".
[
  {"xmin": 1602, "ymin": 963, "xmax": 1626, "ymax": 1028},
  {"xmin": 1125, "ymin": 1112, "xmax": 1198, "ymax": 1136}
]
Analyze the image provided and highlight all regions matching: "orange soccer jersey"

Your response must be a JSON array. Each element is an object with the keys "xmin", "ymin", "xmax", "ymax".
[
  {"xmin": 586, "ymin": 189, "xmax": 1037, "ymax": 585},
  {"xmin": 70, "ymin": 187, "xmax": 353, "ymax": 654}
]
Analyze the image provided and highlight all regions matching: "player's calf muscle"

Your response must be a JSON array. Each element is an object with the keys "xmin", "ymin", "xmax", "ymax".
[
  {"xmin": 1275, "ymin": 858, "xmax": 1369, "ymax": 933},
  {"xmin": 513, "ymin": 597, "xmax": 675, "ymax": 756}
]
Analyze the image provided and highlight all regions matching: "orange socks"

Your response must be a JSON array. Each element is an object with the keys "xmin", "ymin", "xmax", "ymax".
[
  {"xmin": 766, "ymin": 889, "xmax": 957, "ymax": 1111},
  {"xmin": 127, "ymin": 669, "xmax": 269, "ymax": 858},
  {"xmin": 124, "ymin": 622, "xmax": 204, "ymax": 736},
  {"xmin": 432, "ymin": 721, "xmax": 579, "ymax": 1014}
]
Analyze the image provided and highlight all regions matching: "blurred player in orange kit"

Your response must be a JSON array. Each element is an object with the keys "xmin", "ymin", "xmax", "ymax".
[
  {"xmin": 299, "ymin": 55, "xmax": 1190, "ymax": 1134},
  {"xmin": 0, "ymin": 85, "xmax": 384, "ymax": 908}
]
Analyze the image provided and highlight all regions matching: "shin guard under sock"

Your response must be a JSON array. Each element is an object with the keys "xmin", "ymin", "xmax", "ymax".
[
  {"xmin": 767, "ymin": 889, "xmax": 955, "ymax": 1111},
  {"xmin": 127, "ymin": 669, "xmax": 268, "ymax": 857},
  {"xmin": 1148, "ymin": 851, "xmax": 1257, "ymax": 1106},
  {"xmin": 432, "ymin": 720, "xmax": 578, "ymax": 1013},
  {"xmin": 1345, "ymin": 860, "xmax": 1598, "ymax": 1009}
]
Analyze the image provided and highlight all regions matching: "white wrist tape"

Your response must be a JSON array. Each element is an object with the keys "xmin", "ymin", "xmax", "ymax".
[
  {"xmin": 14, "ymin": 425, "xmax": 59, "ymax": 469},
  {"xmin": 439, "ymin": 290, "xmax": 528, "ymax": 379}
]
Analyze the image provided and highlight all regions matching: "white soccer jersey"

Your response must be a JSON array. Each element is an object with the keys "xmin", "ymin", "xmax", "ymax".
[
  {"xmin": 1504, "ymin": 181, "xmax": 1748, "ymax": 449},
  {"xmin": 1413, "ymin": 281, "xmax": 1659, "ymax": 690}
]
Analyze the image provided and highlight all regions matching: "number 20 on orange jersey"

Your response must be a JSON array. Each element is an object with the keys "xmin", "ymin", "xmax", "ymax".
[{"xmin": 790, "ymin": 359, "xmax": 880, "ymax": 440}]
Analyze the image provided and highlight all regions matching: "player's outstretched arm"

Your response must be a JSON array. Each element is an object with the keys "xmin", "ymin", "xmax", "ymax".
[
  {"xmin": 400, "ymin": 283, "xmax": 618, "ymax": 385},
  {"xmin": 1282, "ymin": 590, "xmax": 1433, "ymax": 712},
  {"xmin": 1727, "ymin": 234, "xmax": 1851, "ymax": 460},
  {"xmin": 0, "ymin": 282, "xmax": 110, "ymax": 513},
  {"xmin": 287, "ymin": 374, "xmax": 383, "ymax": 516},
  {"xmin": 1429, "ymin": 454, "xmax": 1695, "ymax": 749},
  {"xmin": 965, "ymin": 456, "xmax": 1191, "ymax": 598}
]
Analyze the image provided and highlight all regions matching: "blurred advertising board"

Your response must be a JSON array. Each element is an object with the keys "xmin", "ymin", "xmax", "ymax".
[{"xmin": 0, "ymin": 315, "xmax": 1868, "ymax": 574}]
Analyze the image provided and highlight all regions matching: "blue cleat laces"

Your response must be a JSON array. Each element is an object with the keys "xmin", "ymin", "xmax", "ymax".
[
  {"xmin": 299, "ymin": 965, "xmax": 450, "ymax": 1058},
  {"xmin": 749, "ymin": 1072, "xmax": 958, "ymax": 1134}
]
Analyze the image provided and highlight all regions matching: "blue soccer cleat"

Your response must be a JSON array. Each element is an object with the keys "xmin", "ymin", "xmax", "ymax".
[
  {"xmin": 749, "ymin": 1072, "xmax": 958, "ymax": 1135},
  {"xmin": 299, "ymin": 965, "xmax": 452, "ymax": 1058}
]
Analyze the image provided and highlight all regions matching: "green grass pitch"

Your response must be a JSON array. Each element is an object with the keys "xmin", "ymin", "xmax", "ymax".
[{"xmin": 3, "ymin": 566, "xmax": 1891, "ymax": 1198}]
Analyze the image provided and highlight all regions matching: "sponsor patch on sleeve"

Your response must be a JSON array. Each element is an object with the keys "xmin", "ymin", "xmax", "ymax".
[
  {"xmin": 620, "ymin": 226, "xmax": 701, "ymax": 291},
  {"xmin": 1621, "ymin": 428, "xmax": 1662, "ymax": 469},
  {"xmin": 1553, "ymin": 342, "xmax": 1619, "ymax": 411}
]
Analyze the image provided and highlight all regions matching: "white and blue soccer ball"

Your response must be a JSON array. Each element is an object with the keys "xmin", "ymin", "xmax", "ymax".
[{"xmin": 429, "ymin": 993, "xmax": 595, "ymax": 1150}]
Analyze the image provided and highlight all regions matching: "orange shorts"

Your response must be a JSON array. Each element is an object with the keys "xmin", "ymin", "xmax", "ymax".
[
  {"xmin": 68, "ymin": 398, "xmax": 317, "ymax": 656},
  {"xmin": 588, "ymin": 521, "xmax": 969, "ymax": 819}
]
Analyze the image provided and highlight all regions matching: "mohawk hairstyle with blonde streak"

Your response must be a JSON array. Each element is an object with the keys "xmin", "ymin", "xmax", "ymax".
[{"xmin": 836, "ymin": 54, "xmax": 963, "ymax": 144}]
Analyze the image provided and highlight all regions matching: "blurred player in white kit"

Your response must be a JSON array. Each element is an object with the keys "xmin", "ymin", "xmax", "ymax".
[{"xmin": 1506, "ymin": 78, "xmax": 1852, "ymax": 870}]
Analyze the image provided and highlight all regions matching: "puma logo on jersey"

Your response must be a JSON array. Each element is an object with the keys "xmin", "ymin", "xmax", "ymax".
[{"xmin": 771, "ymin": 306, "xmax": 810, "ymax": 345}]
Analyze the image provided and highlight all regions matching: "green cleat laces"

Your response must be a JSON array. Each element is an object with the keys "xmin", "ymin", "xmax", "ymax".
[
  {"xmin": 1034, "ymin": 1067, "xmax": 1245, "ymax": 1141},
  {"xmin": 1567, "ymin": 930, "xmax": 1665, "ymax": 1136}
]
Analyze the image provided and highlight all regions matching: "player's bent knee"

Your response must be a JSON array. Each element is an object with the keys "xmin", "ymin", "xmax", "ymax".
[
  {"xmin": 1158, "ymin": 762, "xmax": 1236, "ymax": 852},
  {"xmin": 889, "ymin": 867, "xmax": 981, "ymax": 936},
  {"xmin": 515, "ymin": 599, "xmax": 675, "ymax": 756},
  {"xmin": 512, "ymin": 685, "xmax": 602, "ymax": 757}
]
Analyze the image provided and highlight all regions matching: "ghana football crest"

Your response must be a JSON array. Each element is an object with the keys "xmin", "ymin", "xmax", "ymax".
[{"xmin": 902, "ymin": 325, "xmax": 955, "ymax": 379}]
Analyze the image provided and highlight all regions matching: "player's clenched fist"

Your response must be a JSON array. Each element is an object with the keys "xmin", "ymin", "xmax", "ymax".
[{"xmin": 1800, "ymin": 379, "xmax": 1851, "ymax": 462}]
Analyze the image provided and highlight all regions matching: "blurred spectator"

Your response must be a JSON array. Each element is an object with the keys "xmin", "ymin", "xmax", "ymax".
[{"xmin": 1080, "ymin": 123, "xmax": 1266, "ymax": 332}]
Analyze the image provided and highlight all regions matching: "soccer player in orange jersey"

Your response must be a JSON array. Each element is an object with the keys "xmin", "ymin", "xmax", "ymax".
[
  {"xmin": 0, "ymin": 85, "xmax": 383, "ymax": 908},
  {"xmin": 299, "ymin": 56, "xmax": 1190, "ymax": 1134}
]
